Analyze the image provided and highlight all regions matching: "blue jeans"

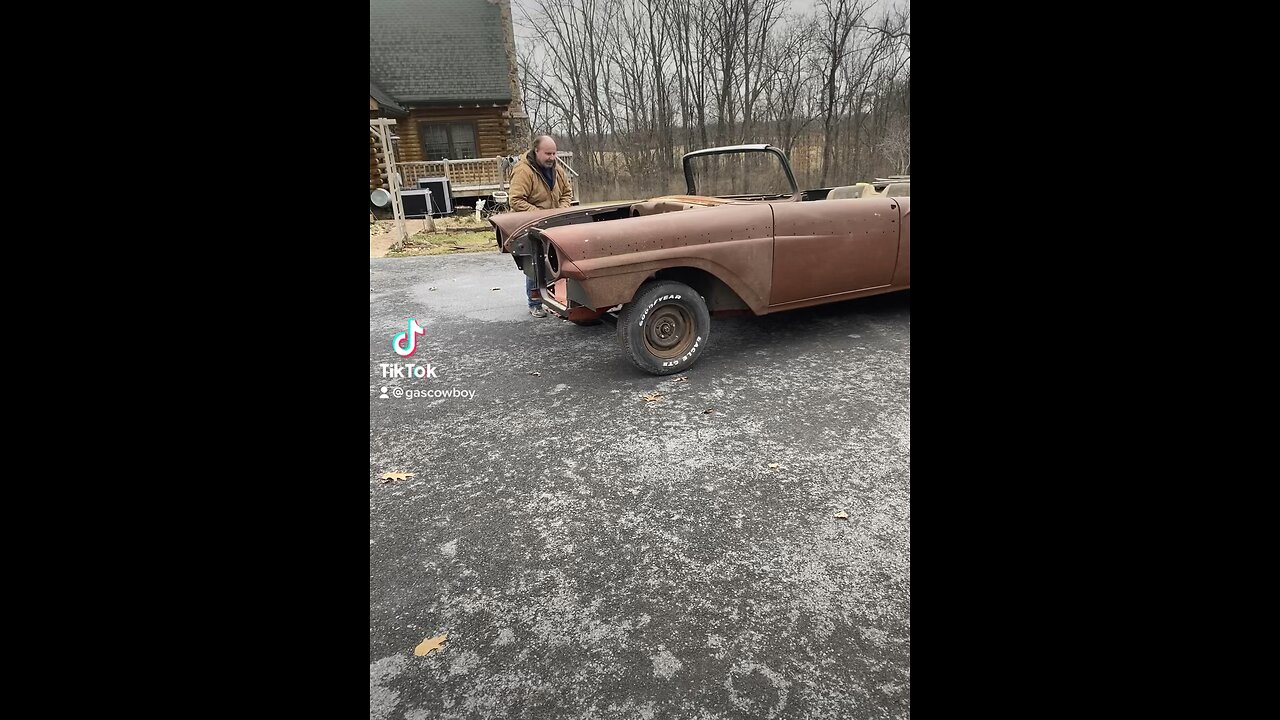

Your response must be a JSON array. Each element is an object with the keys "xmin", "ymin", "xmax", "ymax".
[{"xmin": 526, "ymin": 272, "xmax": 542, "ymax": 309}]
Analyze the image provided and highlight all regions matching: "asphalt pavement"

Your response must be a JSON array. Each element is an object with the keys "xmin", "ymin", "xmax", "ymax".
[{"xmin": 370, "ymin": 251, "xmax": 910, "ymax": 719}]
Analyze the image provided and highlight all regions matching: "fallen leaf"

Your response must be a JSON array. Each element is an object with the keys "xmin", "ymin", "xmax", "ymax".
[
  {"xmin": 768, "ymin": 463, "xmax": 779, "ymax": 469},
  {"xmin": 644, "ymin": 392, "xmax": 662, "ymax": 402},
  {"xmin": 834, "ymin": 510, "xmax": 849, "ymax": 519},
  {"xmin": 414, "ymin": 634, "xmax": 448, "ymax": 656},
  {"xmin": 702, "ymin": 408, "xmax": 714, "ymax": 414},
  {"xmin": 381, "ymin": 472, "xmax": 415, "ymax": 484}
]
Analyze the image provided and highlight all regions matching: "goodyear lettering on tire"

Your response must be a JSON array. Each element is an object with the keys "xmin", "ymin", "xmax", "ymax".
[{"xmin": 637, "ymin": 294, "xmax": 682, "ymax": 327}]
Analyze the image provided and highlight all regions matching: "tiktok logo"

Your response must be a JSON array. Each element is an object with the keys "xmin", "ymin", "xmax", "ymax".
[{"xmin": 393, "ymin": 318, "xmax": 425, "ymax": 357}]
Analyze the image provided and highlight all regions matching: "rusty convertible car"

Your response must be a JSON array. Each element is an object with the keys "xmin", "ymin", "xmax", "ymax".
[{"xmin": 490, "ymin": 144, "xmax": 910, "ymax": 374}]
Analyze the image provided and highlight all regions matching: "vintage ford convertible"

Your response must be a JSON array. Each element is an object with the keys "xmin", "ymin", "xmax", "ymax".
[{"xmin": 490, "ymin": 144, "xmax": 910, "ymax": 374}]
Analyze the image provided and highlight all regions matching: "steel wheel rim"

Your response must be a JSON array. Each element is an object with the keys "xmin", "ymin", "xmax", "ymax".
[{"xmin": 644, "ymin": 304, "xmax": 694, "ymax": 359}]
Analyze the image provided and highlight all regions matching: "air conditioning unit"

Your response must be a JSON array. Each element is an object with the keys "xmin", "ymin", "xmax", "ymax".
[
  {"xmin": 400, "ymin": 186, "xmax": 452, "ymax": 218},
  {"xmin": 414, "ymin": 176, "xmax": 453, "ymax": 216},
  {"xmin": 399, "ymin": 189, "xmax": 434, "ymax": 218}
]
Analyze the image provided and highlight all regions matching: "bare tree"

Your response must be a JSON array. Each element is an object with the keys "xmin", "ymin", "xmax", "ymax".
[
  {"xmin": 812, "ymin": 0, "xmax": 869, "ymax": 186},
  {"xmin": 761, "ymin": 12, "xmax": 818, "ymax": 156},
  {"xmin": 666, "ymin": 0, "xmax": 713, "ymax": 152},
  {"xmin": 511, "ymin": 0, "xmax": 909, "ymax": 201},
  {"xmin": 877, "ymin": 113, "xmax": 910, "ymax": 174}
]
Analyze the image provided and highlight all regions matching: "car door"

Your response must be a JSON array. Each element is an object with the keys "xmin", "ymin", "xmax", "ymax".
[{"xmin": 769, "ymin": 197, "xmax": 902, "ymax": 306}]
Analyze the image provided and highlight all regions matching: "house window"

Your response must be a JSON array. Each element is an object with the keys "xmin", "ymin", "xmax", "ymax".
[{"xmin": 420, "ymin": 123, "xmax": 478, "ymax": 160}]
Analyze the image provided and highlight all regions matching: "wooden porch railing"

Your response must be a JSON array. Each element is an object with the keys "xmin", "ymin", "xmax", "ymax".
[{"xmin": 395, "ymin": 153, "xmax": 579, "ymax": 200}]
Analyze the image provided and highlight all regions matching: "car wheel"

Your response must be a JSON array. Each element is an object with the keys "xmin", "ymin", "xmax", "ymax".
[{"xmin": 617, "ymin": 280, "xmax": 711, "ymax": 375}]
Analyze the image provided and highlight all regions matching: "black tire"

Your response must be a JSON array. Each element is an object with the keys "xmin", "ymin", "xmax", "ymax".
[{"xmin": 617, "ymin": 280, "xmax": 711, "ymax": 375}]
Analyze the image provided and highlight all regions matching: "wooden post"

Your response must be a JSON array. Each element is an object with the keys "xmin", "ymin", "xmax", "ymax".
[{"xmin": 370, "ymin": 118, "xmax": 407, "ymax": 251}]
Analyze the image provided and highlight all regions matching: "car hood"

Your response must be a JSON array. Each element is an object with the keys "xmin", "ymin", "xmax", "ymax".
[
  {"xmin": 489, "ymin": 195, "xmax": 733, "ymax": 251},
  {"xmin": 488, "ymin": 203, "xmax": 626, "ymax": 244}
]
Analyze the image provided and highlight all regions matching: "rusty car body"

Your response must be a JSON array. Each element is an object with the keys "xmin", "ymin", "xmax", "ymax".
[{"xmin": 490, "ymin": 144, "xmax": 910, "ymax": 374}]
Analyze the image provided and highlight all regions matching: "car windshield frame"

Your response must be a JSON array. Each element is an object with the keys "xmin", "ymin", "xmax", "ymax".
[{"xmin": 682, "ymin": 144, "xmax": 799, "ymax": 200}]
